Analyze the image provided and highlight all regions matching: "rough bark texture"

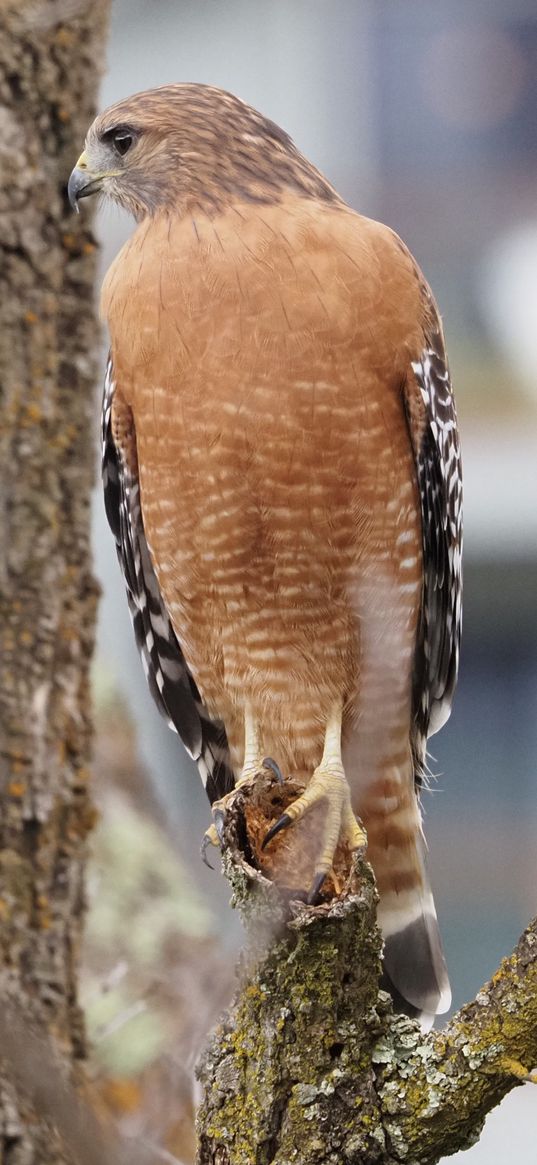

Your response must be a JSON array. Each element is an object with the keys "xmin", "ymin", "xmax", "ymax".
[
  {"xmin": 196, "ymin": 777, "xmax": 537, "ymax": 1165},
  {"xmin": 0, "ymin": 1, "xmax": 109, "ymax": 1160}
]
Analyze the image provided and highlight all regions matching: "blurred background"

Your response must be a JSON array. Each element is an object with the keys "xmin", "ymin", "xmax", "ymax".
[{"xmin": 84, "ymin": 1, "xmax": 537, "ymax": 1159}]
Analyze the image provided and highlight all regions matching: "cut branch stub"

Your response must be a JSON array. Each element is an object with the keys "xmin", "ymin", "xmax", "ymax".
[
  {"xmin": 216, "ymin": 767, "xmax": 367, "ymax": 930},
  {"xmin": 197, "ymin": 776, "xmax": 391, "ymax": 1165}
]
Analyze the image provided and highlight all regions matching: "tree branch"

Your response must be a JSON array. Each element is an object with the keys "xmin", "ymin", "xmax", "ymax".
[
  {"xmin": 196, "ymin": 775, "xmax": 537, "ymax": 1165},
  {"xmin": 376, "ymin": 919, "xmax": 537, "ymax": 1162}
]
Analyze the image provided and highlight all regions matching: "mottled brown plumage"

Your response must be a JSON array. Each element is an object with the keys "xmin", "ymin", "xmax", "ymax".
[
  {"xmin": 88, "ymin": 84, "xmax": 340, "ymax": 220},
  {"xmin": 70, "ymin": 83, "xmax": 462, "ymax": 1024}
]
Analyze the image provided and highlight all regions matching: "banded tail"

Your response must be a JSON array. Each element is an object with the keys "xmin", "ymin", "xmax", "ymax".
[{"xmin": 360, "ymin": 770, "xmax": 451, "ymax": 1030}]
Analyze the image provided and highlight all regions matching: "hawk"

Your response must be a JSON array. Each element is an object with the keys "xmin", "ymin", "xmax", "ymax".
[{"xmin": 69, "ymin": 84, "xmax": 462, "ymax": 1024}]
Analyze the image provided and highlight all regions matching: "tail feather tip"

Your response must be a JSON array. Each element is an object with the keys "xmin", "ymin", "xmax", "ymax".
[{"xmin": 380, "ymin": 908, "xmax": 451, "ymax": 1025}]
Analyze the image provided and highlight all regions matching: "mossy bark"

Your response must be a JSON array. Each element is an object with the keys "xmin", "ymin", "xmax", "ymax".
[
  {"xmin": 0, "ymin": 0, "xmax": 109, "ymax": 1160},
  {"xmin": 196, "ymin": 778, "xmax": 537, "ymax": 1165}
]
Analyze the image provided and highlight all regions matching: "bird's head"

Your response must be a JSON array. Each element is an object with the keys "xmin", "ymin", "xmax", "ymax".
[{"xmin": 68, "ymin": 83, "xmax": 338, "ymax": 221}]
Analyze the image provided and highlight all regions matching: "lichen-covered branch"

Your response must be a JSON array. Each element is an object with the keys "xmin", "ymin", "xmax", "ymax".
[
  {"xmin": 196, "ymin": 777, "xmax": 537, "ymax": 1165},
  {"xmin": 197, "ymin": 815, "xmax": 388, "ymax": 1165},
  {"xmin": 376, "ymin": 919, "xmax": 537, "ymax": 1162}
]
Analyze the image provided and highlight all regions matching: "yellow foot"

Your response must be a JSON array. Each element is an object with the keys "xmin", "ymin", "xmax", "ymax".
[
  {"xmin": 201, "ymin": 704, "xmax": 264, "ymax": 866},
  {"xmin": 262, "ymin": 763, "xmax": 366, "ymax": 903},
  {"xmin": 200, "ymin": 781, "xmax": 253, "ymax": 867},
  {"xmin": 262, "ymin": 703, "xmax": 366, "ymax": 902},
  {"xmin": 200, "ymin": 749, "xmax": 283, "ymax": 868}
]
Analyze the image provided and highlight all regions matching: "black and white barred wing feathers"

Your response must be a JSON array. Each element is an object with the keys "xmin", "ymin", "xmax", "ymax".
[
  {"xmin": 101, "ymin": 358, "xmax": 235, "ymax": 805},
  {"xmin": 404, "ymin": 304, "xmax": 463, "ymax": 758}
]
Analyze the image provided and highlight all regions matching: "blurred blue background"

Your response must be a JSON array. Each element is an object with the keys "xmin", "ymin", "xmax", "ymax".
[{"xmin": 89, "ymin": 1, "xmax": 537, "ymax": 1156}]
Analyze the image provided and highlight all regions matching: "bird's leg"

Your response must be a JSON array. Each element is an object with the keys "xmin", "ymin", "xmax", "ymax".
[
  {"xmin": 263, "ymin": 703, "xmax": 366, "ymax": 901},
  {"xmin": 201, "ymin": 706, "xmax": 280, "ymax": 866},
  {"xmin": 237, "ymin": 707, "xmax": 266, "ymax": 785}
]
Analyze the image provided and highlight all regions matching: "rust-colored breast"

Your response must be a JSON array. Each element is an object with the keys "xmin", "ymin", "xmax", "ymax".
[{"xmin": 102, "ymin": 199, "xmax": 425, "ymax": 779}]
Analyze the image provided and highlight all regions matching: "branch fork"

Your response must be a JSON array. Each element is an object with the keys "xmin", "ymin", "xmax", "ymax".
[{"xmin": 197, "ymin": 774, "xmax": 537, "ymax": 1165}]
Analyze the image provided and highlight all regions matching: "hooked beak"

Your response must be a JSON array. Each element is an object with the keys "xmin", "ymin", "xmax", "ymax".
[
  {"xmin": 68, "ymin": 151, "xmax": 117, "ymax": 212},
  {"xmin": 68, "ymin": 170, "xmax": 101, "ymax": 212}
]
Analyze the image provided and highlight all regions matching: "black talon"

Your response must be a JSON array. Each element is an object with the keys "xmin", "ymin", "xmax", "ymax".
[
  {"xmin": 214, "ymin": 808, "xmax": 226, "ymax": 843},
  {"xmin": 307, "ymin": 871, "xmax": 327, "ymax": 905},
  {"xmin": 262, "ymin": 812, "xmax": 292, "ymax": 850},
  {"xmin": 262, "ymin": 757, "xmax": 284, "ymax": 784},
  {"xmin": 200, "ymin": 835, "xmax": 215, "ymax": 870}
]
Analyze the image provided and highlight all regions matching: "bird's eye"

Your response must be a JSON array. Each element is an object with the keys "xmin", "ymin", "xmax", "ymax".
[{"xmin": 113, "ymin": 131, "xmax": 134, "ymax": 157}]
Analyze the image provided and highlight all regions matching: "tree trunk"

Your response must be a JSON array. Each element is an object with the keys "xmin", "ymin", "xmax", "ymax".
[
  {"xmin": 196, "ymin": 775, "xmax": 537, "ymax": 1165},
  {"xmin": 0, "ymin": 1, "xmax": 109, "ymax": 1160}
]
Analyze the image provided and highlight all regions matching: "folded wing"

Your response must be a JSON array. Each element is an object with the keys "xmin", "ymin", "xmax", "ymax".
[{"xmin": 101, "ymin": 357, "xmax": 235, "ymax": 804}]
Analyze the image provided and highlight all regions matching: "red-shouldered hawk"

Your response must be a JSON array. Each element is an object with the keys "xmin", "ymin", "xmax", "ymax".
[{"xmin": 69, "ymin": 84, "xmax": 462, "ymax": 1025}]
